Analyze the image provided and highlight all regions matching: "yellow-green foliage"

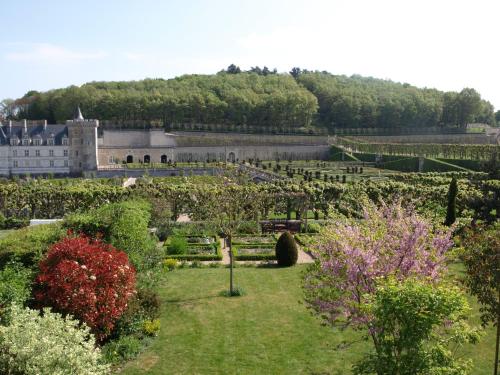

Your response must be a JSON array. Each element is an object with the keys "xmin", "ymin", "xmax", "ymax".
[
  {"xmin": 143, "ymin": 319, "xmax": 161, "ymax": 337},
  {"xmin": 163, "ymin": 258, "xmax": 178, "ymax": 271}
]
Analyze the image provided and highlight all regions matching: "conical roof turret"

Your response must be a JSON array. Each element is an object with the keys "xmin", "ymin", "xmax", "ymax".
[{"xmin": 74, "ymin": 106, "xmax": 84, "ymax": 120}]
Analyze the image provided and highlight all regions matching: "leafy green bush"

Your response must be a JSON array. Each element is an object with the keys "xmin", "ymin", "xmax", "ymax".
[
  {"xmin": 0, "ymin": 305, "xmax": 109, "ymax": 374},
  {"xmin": 113, "ymin": 289, "xmax": 161, "ymax": 338},
  {"xmin": 275, "ymin": 232, "xmax": 298, "ymax": 267},
  {"xmin": 102, "ymin": 335, "xmax": 142, "ymax": 364},
  {"xmin": 64, "ymin": 200, "xmax": 159, "ymax": 269},
  {"xmin": 237, "ymin": 221, "xmax": 261, "ymax": 235},
  {"xmin": 0, "ymin": 224, "xmax": 65, "ymax": 269},
  {"xmin": 0, "ymin": 263, "xmax": 32, "ymax": 316},
  {"xmin": 302, "ymin": 222, "xmax": 322, "ymax": 233},
  {"xmin": 353, "ymin": 278, "xmax": 479, "ymax": 375},
  {"xmin": 166, "ymin": 236, "xmax": 188, "ymax": 254}
]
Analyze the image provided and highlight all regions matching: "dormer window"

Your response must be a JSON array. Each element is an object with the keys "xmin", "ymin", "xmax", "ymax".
[
  {"xmin": 62, "ymin": 137, "xmax": 68, "ymax": 146},
  {"xmin": 10, "ymin": 138, "xmax": 18, "ymax": 146},
  {"xmin": 33, "ymin": 138, "xmax": 42, "ymax": 146},
  {"xmin": 47, "ymin": 138, "xmax": 55, "ymax": 146},
  {"xmin": 22, "ymin": 138, "xmax": 30, "ymax": 146}
]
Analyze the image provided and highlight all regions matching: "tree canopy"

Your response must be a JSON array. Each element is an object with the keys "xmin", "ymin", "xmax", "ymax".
[{"xmin": 4, "ymin": 67, "xmax": 496, "ymax": 131}]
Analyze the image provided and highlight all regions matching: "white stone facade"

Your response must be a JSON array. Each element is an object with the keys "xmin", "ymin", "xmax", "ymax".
[{"xmin": 0, "ymin": 116, "xmax": 329, "ymax": 176}]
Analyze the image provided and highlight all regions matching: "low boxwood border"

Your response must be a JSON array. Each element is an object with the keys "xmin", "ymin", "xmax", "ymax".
[{"xmin": 234, "ymin": 254, "xmax": 276, "ymax": 261}]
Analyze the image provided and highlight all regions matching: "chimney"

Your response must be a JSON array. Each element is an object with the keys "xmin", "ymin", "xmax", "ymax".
[
  {"xmin": 23, "ymin": 119, "xmax": 27, "ymax": 133},
  {"xmin": 43, "ymin": 120, "xmax": 47, "ymax": 131}
]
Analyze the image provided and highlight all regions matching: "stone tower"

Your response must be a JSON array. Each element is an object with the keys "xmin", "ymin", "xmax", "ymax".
[{"xmin": 66, "ymin": 107, "xmax": 99, "ymax": 174}]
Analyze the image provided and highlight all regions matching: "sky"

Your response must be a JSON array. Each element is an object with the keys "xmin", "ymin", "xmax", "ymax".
[{"xmin": 1, "ymin": 0, "xmax": 499, "ymax": 110}]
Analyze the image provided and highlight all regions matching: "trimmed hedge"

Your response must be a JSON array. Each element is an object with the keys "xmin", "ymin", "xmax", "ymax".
[
  {"xmin": 233, "ymin": 253, "xmax": 276, "ymax": 261},
  {"xmin": 422, "ymin": 158, "xmax": 469, "ymax": 173},
  {"xmin": 275, "ymin": 232, "xmax": 298, "ymax": 267},
  {"xmin": 436, "ymin": 158, "xmax": 481, "ymax": 171},
  {"xmin": 379, "ymin": 157, "xmax": 419, "ymax": 172}
]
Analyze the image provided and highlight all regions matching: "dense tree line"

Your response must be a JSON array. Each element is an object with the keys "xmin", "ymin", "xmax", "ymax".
[
  {"xmin": 295, "ymin": 71, "xmax": 496, "ymax": 130},
  {"xmin": 9, "ymin": 73, "xmax": 317, "ymax": 129},
  {"xmin": 1, "ymin": 66, "xmax": 496, "ymax": 131}
]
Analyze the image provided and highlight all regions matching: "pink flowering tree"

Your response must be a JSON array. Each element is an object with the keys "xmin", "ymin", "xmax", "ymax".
[{"xmin": 303, "ymin": 200, "xmax": 453, "ymax": 336}]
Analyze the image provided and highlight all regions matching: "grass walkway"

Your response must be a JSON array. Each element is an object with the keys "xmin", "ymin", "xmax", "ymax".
[{"xmin": 120, "ymin": 265, "xmax": 496, "ymax": 375}]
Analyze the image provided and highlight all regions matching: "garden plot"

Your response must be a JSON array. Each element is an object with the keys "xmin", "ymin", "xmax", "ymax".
[
  {"xmin": 253, "ymin": 160, "xmax": 394, "ymax": 182},
  {"xmin": 231, "ymin": 235, "xmax": 277, "ymax": 261},
  {"xmin": 165, "ymin": 235, "xmax": 222, "ymax": 261}
]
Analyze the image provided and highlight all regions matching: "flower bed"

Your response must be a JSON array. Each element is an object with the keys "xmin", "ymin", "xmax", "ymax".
[
  {"xmin": 165, "ymin": 237, "xmax": 222, "ymax": 261},
  {"xmin": 232, "ymin": 235, "xmax": 276, "ymax": 245},
  {"xmin": 233, "ymin": 245, "xmax": 276, "ymax": 261},
  {"xmin": 186, "ymin": 236, "xmax": 215, "ymax": 244}
]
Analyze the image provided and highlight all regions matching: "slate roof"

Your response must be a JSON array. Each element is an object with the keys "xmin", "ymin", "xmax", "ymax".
[{"xmin": 0, "ymin": 123, "xmax": 68, "ymax": 146}]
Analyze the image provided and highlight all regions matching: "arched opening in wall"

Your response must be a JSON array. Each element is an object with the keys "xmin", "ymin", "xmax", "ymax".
[
  {"xmin": 126, "ymin": 155, "xmax": 133, "ymax": 164},
  {"xmin": 143, "ymin": 155, "xmax": 151, "ymax": 164},
  {"xmin": 228, "ymin": 152, "xmax": 236, "ymax": 163},
  {"xmin": 161, "ymin": 155, "xmax": 167, "ymax": 163}
]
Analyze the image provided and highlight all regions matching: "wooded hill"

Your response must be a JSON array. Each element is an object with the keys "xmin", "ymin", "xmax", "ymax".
[{"xmin": 5, "ymin": 68, "xmax": 498, "ymax": 132}]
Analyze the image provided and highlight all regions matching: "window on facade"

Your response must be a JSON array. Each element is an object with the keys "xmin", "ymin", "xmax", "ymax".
[
  {"xmin": 108, "ymin": 155, "xmax": 115, "ymax": 164},
  {"xmin": 75, "ymin": 150, "xmax": 79, "ymax": 157},
  {"xmin": 63, "ymin": 150, "xmax": 68, "ymax": 157},
  {"xmin": 24, "ymin": 150, "xmax": 29, "ymax": 157},
  {"xmin": 13, "ymin": 160, "xmax": 18, "ymax": 168},
  {"xmin": 50, "ymin": 160, "xmax": 54, "ymax": 167},
  {"xmin": 35, "ymin": 150, "xmax": 40, "ymax": 157},
  {"xmin": 49, "ymin": 150, "xmax": 54, "ymax": 157},
  {"xmin": 13, "ymin": 150, "xmax": 17, "ymax": 157},
  {"xmin": 64, "ymin": 160, "xmax": 68, "ymax": 167}
]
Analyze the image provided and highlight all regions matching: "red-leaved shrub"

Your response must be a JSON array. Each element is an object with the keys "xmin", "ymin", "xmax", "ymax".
[{"xmin": 35, "ymin": 234, "xmax": 136, "ymax": 340}]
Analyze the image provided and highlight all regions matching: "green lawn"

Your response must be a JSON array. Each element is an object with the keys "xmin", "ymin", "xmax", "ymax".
[{"xmin": 120, "ymin": 265, "xmax": 496, "ymax": 375}]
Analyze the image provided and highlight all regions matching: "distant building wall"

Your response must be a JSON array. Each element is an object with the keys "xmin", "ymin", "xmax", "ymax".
[{"xmin": 97, "ymin": 145, "xmax": 330, "ymax": 165}]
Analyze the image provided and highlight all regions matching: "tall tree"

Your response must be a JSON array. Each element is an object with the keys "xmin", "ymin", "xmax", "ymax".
[
  {"xmin": 462, "ymin": 224, "xmax": 500, "ymax": 375},
  {"xmin": 445, "ymin": 176, "xmax": 458, "ymax": 226}
]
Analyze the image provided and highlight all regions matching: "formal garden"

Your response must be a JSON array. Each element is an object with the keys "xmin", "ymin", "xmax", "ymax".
[{"xmin": 0, "ymin": 157, "xmax": 498, "ymax": 374}]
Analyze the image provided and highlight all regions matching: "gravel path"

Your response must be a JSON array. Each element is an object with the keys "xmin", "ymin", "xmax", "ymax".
[{"xmin": 122, "ymin": 177, "xmax": 136, "ymax": 188}]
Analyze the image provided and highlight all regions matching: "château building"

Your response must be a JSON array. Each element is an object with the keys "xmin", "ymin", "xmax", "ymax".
[{"xmin": 0, "ymin": 108, "xmax": 330, "ymax": 176}]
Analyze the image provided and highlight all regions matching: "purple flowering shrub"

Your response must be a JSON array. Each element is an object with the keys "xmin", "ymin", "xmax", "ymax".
[{"xmin": 304, "ymin": 200, "xmax": 453, "ymax": 329}]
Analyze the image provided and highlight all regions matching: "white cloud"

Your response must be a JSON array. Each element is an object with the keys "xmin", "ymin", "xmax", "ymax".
[{"xmin": 5, "ymin": 43, "xmax": 108, "ymax": 63}]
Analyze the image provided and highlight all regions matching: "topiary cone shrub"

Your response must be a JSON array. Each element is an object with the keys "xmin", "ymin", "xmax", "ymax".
[{"xmin": 275, "ymin": 232, "xmax": 298, "ymax": 267}]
